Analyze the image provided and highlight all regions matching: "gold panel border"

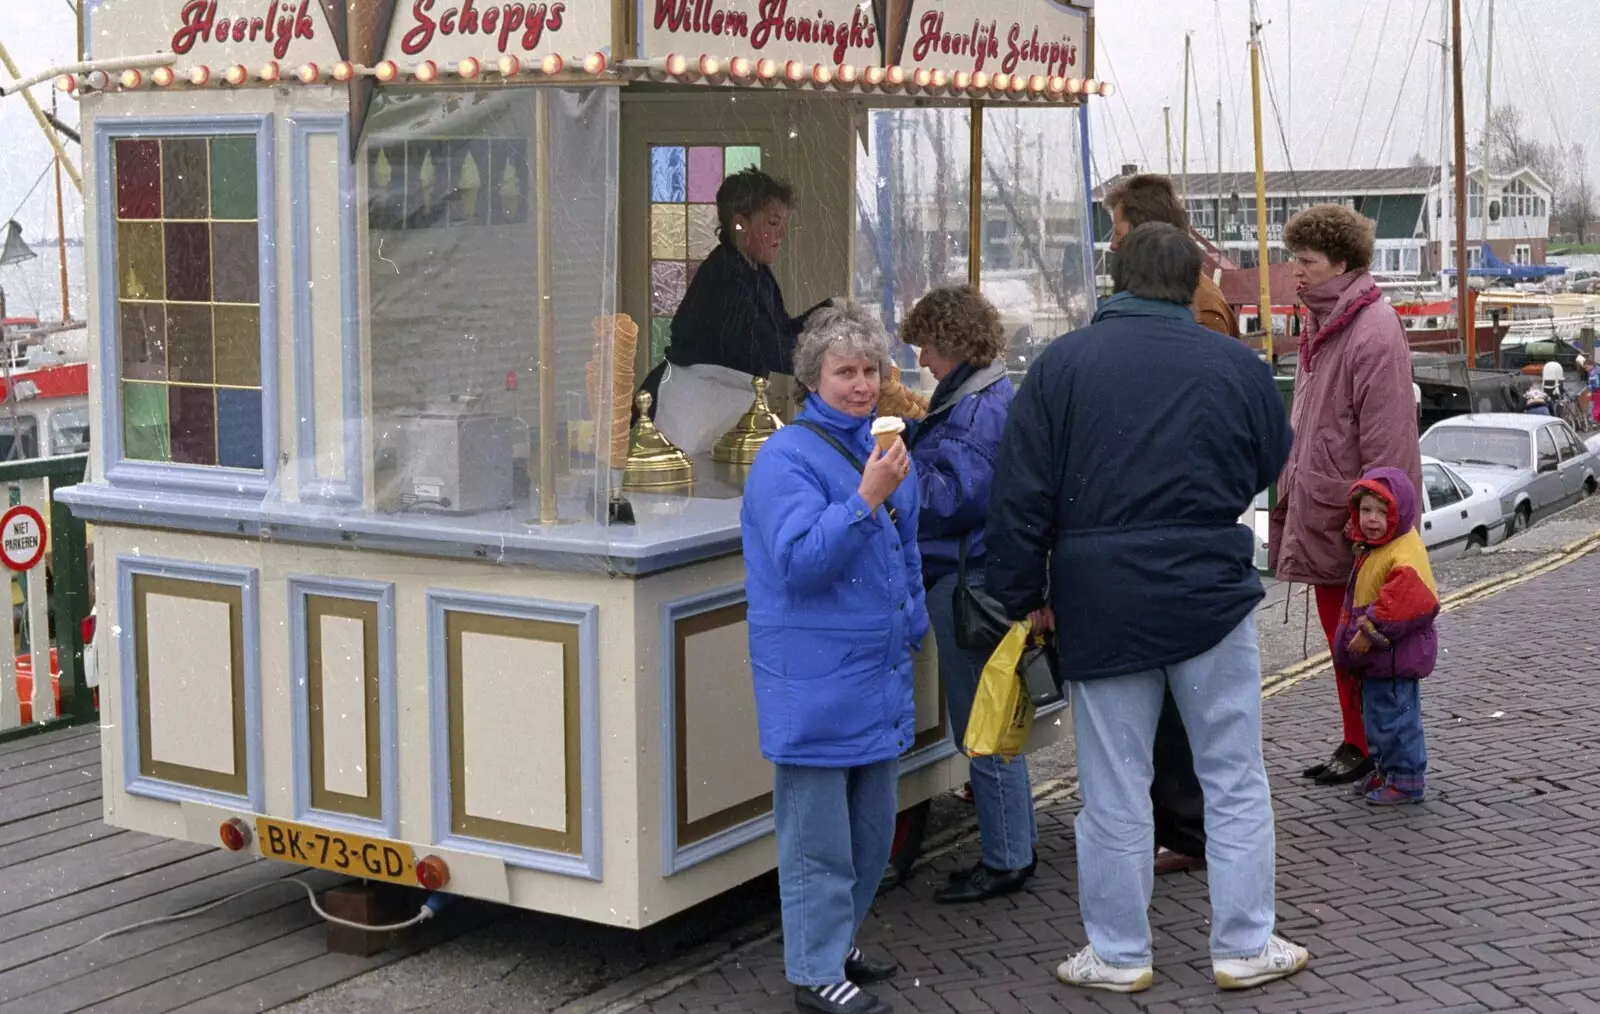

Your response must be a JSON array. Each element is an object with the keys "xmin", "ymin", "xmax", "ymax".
[
  {"xmin": 305, "ymin": 595, "xmax": 382, "ymax": 821},
  {"xmin": 134, "ymin": 574, "xmax": 247, "ymax": 795},
  {"xmin": 446, "ymin": 610, "xmax": 583, "ymax": 854},
  {"xmin": 674, "ymin": 601, "xmax": 771, "ymax": 847}
]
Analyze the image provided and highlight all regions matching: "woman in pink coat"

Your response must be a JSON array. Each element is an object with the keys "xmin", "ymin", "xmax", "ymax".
[{"xmin": 1268, "ymin": 204, "xmax": 1422, "ymax": 786}]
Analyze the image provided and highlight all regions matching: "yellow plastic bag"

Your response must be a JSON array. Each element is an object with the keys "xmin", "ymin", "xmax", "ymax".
[{"xmin": 962, "ymin": 621, "xmax": 1034, "ymax": 762}]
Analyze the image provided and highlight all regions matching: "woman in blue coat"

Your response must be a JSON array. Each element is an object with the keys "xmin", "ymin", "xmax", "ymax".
[
  {"xmin": 901, "ymin": 287, "xmax": 1036, "ymax": 904},
  {"xmin": 741, "ymin": 299, "xmax": 926, "ymax": 1014}
]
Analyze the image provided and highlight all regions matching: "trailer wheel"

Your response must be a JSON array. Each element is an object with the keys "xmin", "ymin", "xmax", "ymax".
[{"xmin": 877, "ymin": 800, "xmax": 930, "ymax": 893}]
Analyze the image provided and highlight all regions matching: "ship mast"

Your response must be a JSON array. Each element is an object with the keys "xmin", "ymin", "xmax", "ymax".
[
  {"xmin": 1248, "ymin": 0, "xmax": 1272, "ymax": 367},
  {"xmin": 1451, "ymin": 0, "xmax": 1470, "ymax": 355}
]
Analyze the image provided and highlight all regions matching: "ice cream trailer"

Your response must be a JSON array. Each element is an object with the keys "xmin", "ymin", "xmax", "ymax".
[{"xmin": 52, "ymin": 0, "xmax": 1102, "ymax": 926}]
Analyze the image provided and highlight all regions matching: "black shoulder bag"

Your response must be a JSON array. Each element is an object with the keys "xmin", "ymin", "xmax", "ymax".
[
  {"xmin": 953, "ymin": 538, "xmax": 1010, "ymax": 653},
  {"xmin": 955, "ymin": 536, "xmax": 1063, "ymax": 707},
  {"xmin": 789, "ymin": 420, "xmax": 897, "ymax": 524}
]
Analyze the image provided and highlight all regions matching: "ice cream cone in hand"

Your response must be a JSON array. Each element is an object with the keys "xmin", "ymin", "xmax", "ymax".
[{"xmin": 871, "ymin": 416, "xmax": 906, "ymax": 453}]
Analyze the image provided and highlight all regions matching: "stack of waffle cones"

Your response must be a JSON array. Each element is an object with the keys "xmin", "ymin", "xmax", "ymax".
[
  {"xmin": 879, "ymin": 363, "xmax": 929, "ymax": 421},
  {"xmin": 586, "ymin": 313, "xmax": 639, "ymax": 464}
]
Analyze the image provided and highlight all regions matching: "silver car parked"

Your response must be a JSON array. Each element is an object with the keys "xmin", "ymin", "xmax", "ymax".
[{"xmin": 1419, "ymin": 413, "xmax": 1598, "ymax": 538}]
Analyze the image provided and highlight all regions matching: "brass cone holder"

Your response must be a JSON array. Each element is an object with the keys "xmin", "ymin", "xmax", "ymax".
[
  {"xmin": 712, "ymin": 376, "xmax": 784, "ymax": 465},
  {"xmin": 623, "ymin": 392, "xmax": 695, "ymax": 489}
]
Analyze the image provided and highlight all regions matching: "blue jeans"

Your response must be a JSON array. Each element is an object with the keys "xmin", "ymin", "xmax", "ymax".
[
  {"xmin": 927, "ymin": 571, "xmax": 1037, "ymax": 870},
  {"xmin": 1070, "ymin": 613, "xmax": 1276, "ymax": 966},
  {"xmin": 1362, "ymin": 677, "xmax": 1426, "ymax": 791},
  {"xmin": 773, "ymin": 758, "xmax": 899, "ymax": 986}
]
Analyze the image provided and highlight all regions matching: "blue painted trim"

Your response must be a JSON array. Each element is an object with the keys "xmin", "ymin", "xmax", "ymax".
[
  {"xmin": 94, "ymin": 114, "xmax": 280, "ymax": 499},
  {"xmin": 287, "ymin": 577, "xmax": 399, "ymax": 839},
  {"xmin": 56, "ymin": 482, "xmax": 745, "ymax": 576},
  {"xmin": 288, "ymin": 114, "xmax": 363, "ymax": 506},
  {"xmin": 659, "ymin": 583, "xmax": 771, "ymax": 876},
  {"xmin": 117, "ymin": 555, "xmax": 264, "ymax": 813},
  {"xmin": 426, "ymin": 590, "xmax": 602, "ymax": 880}
]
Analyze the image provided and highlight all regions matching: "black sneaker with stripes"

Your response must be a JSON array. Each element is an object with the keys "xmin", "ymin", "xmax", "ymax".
[{"xmin": 794, "ymin": 981, "xmax": 889, "ymax": 1013}]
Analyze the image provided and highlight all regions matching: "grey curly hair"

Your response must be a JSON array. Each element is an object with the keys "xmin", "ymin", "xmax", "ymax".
[{"xmin": 792, "ymin": 299, "xmax": 893, "ymax": 403}]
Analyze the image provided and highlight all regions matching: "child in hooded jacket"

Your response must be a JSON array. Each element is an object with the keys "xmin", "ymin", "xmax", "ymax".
[{"xmin": 1332, "ymin": 467, "xmax": 1439, "ymax": 805}]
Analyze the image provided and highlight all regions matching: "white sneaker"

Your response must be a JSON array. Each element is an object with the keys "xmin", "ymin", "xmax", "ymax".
[
  {"xmin": 1054, "ymin": 945, "xmax": 1154, "ymax": 993},
  {"xmin": 1213, "ymin": 935, "xmax": 1310, "ymax": 990}
]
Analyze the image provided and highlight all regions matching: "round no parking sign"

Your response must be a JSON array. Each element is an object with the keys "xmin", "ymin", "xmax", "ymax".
[{"xmin": 0, "ymin": 506, "xmax": 47, "ymax": 572}]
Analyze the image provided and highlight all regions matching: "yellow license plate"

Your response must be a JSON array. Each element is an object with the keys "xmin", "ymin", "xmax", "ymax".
[{"xmin": 255, "ymin": 818, "xmax": 417, "ymax": 885}]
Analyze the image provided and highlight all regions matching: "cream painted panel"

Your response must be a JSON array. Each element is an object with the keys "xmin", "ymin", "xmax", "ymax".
[
  {"xmin": 146, "ymin": 594, "xmax": 235, "ymax": 774},
  {"xmin": 459, "ymin": 631, "xmax": 566, "ymax": 832},
  {"xmin": 318, "ymin": 614, "xmax": 368, "ymax": 798},
  {"xmin": 682, "ymin": 620, "xmax": 768, "ymax": 824},
  {"xmin": 913, "ymin": 640, "xmax": 941, "ymax": 735},
  {"xmin": 307, "ymin": 130, "xmax": 348, "ymax": 481}
]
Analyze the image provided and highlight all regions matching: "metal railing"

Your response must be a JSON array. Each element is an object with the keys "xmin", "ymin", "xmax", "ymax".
[{"xmin": 0, "ymin": 453, "xmax": 92, "ymax": 743}]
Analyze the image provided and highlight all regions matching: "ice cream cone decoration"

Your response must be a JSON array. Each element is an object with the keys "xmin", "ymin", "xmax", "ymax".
[
  {"xmin": 459, "ymin": 151, "xmax": 482, "ymax": 218},
  {"xmin": 587, "ymin": 313, "xmax": 641, "ymax": 467},
  {"xmin": 873, "ymin": 0, "xmax": 917, "ymax": 67}
]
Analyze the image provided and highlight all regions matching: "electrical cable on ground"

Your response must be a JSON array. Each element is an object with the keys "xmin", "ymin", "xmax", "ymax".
[{"xmin": 83, "ymin": 876, "xmax": 438, "ymax": 949}]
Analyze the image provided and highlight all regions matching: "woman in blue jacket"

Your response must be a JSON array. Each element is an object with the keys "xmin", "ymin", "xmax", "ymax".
[
  {"xmin": 741, "ymin": 299, "xmax": 926, "ymax": 1014},
  {"xmin": 901, "ymin": 287, "xmax": 1036, "ymax": 905}
]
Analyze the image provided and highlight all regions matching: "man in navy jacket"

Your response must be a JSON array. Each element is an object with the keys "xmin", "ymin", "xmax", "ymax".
[{"xmin": 985, "ymin": 223, "xmax": 1305, "ymax": 995}]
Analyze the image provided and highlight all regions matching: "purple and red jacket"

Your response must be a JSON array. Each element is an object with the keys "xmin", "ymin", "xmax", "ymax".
[{"xmin": 1331, "ymin": 467, "xmax": 1441, "ymax": 679}]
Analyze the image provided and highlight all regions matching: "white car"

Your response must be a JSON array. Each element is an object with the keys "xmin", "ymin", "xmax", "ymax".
[{"xmin": 1418, "ymin": 455, "xmax": 1506, "ymax": 562}]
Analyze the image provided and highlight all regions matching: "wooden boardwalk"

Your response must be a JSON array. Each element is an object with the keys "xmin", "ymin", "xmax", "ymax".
[{"xmin": 0, "ymin": 725, "xmax": 469, "ymax": 1013}]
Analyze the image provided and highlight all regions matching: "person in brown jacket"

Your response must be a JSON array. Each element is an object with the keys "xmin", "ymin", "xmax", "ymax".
[
  {"xmin": 1102, "ymin": 173, "xmax": 1234, "ymax": 877},
  {"xmin": 1269, "ymin": 203, "xmax": 1422, "ymax": 788},
  {"xmin": 1106, "ymin": 174, "xmax": 1239, "ymax": 338}
]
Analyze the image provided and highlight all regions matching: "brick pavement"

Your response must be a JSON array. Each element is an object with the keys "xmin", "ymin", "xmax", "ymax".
[{"xmin": 634, "ymin": 550, "xmax": 1600, "ymax": 1014}]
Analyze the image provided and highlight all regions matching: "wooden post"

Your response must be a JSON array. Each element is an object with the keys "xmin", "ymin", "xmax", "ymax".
[
  {"xmin": 534, "ymin": 89, "xmax": 558, "ymax": 525},
  {"xmin": 52, "ymin": 90, "xmax": 70, "ymax": 323},
  {"xmin": 968, "ymin": 101, "xmax": 983, "ymax": 291}
]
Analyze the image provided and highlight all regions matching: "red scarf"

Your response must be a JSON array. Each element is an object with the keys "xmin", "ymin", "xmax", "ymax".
[{"xmin": 1298, "ymin": 284, "xmax": 1382, "ymax": 375}]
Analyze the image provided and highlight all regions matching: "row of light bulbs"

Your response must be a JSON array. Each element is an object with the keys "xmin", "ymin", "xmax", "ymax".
[
  {"xmin": 647, "ymin": 53, "xmax": 1113, "ymax": 100},
  {"xmin": 55, "ymin": 51, "xmax": 608, "ymax": 92},
  {"xmin": 54, "ymin": 50, "xmax": 1113, "ymax": 101}
]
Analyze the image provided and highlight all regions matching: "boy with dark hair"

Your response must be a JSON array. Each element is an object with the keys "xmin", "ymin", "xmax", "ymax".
[{"xmin": 640, "ymin": 168, "xmax": 810, "ymax": 453}]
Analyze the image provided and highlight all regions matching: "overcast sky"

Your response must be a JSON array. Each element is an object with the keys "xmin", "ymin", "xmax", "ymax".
[{"xmin": 2, "ymin": 0, "xmax": 1596, "ymax": 238}]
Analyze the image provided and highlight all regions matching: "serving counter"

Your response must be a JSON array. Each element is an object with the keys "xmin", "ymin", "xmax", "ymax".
[{"xmin": 52, "ymin": 0, "xmax": 1101, "ymax": 926}]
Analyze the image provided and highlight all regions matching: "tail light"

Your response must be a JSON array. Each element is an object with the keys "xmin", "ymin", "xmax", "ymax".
[
  {"xmin": 415, "ymin": 855, "xmax": 451, "ymax": 891},
  {"xmin": 219, "ymin": 818, "xmax": 252, "ymax": 851},
  {"xmin": 80, "ymin": 614, "xmax": 95, "ymax": 645}
]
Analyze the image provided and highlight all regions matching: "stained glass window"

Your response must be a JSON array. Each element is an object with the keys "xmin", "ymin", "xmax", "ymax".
[
  {"xmin": 112, "ymin": 135, "xmax": 262, "ymax": 469},
  {"xmin": 646, "ymin": 144, "xmax": 761, "ymax": 367}
]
